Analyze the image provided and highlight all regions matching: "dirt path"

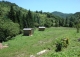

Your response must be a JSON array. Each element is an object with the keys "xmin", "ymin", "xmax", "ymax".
[
  {"xmin": 0, "ymin": 43, "xmax": 8, "ymax": 49},
  {"xmin": 30, "ymin": 49, "xmax": 48, "ymax": 57},
  {"xmin": 0, "ymin": 43, "xmax": 3, "ymax": 49}
]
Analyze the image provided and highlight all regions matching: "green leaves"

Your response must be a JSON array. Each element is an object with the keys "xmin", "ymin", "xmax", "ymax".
[
  {"xmin": 25, "ymin": 10, "xmax": 34, "ymax": 28},
  {"xmin": 44, "ymin": 18, "xmax": 53, "ymax": 27},
  {"xmin": 0, "ymin": 18, "xmax": 20, "ymax": 41}
]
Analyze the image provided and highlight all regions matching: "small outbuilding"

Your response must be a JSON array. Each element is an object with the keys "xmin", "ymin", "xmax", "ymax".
[
  {"xmin": 23, "ymin": 28, "xmax": 33, "ymax": 36},
  {"xmin": 38, "ymin": 27, "xmax": 45, "ymax": 31}
]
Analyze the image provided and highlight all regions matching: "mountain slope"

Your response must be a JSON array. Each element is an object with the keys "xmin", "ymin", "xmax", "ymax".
[{"xmin": 52, "ymin": 11, "xmax": 73, "ymax": 18}]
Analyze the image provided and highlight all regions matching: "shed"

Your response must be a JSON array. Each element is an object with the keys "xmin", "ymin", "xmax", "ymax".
[
  {"xmin": 23, "ymin": 28, "xmax": 33, "ymax": 36},
  {"xmin": 38, "ymin": 27, "xmax": 45, "ymax": 31}
]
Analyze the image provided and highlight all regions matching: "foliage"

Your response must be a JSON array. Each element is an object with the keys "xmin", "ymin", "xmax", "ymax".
[
  {"xmin": 0, "ymin": 18, "xmax": 20, "ymax": 42},
  {"xmin": 55, "ymin": 38, "xmax": 69, "ymax": 52},
  {"xmin": 61, "ymin": 38, "xmax": 69, "ymax": 48},
  {"xmin": 55, "ymin": 42, "xmax": 62, "ymax": 52},
  {"xmin": 0, "ymin": 0, "xmax": 80, "ymax": 43},
  {"xmin": 74, "ymin": 12, "xmax": 80, "ymax": 33},
  {"xmin": 44, "ymin": 18, "xmax": 53, "ymax": 27},
  {"xmin": 25, "ymin": 10, "xmax": 34, "ymax": 28}
]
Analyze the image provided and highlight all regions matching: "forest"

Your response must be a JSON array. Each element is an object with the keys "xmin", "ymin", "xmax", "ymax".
[{"xmin": 0, "ymin": 1, "xmax": 80, "ymax": 42}]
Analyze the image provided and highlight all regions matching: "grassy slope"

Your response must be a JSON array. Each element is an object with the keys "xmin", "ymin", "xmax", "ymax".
[{"xmin": 0, "ymin": 27, "xmax": 80, "ymax": 57}]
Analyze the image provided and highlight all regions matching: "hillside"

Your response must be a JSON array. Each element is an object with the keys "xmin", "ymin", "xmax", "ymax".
[
  {"xmin": 0, "ymin": 1, "xmax": 80, "ymax": 42},
  {"xmin": 0, "ymin": 1, "xmax": 60, "ymax": 42},
  {"xmin": 52, "ymin": 11, "xmax": 73, "ymax": 18},
  {"xmin": 0, "ymin": 1, "xmax": 28, "ymax": 16},
  {"xmin": 0, "ymin": 1, "xmax": 80, "ymax": 57},
  {"xmin": 0, "ymin": 1, "xmax": 80, "ymax": 35}
]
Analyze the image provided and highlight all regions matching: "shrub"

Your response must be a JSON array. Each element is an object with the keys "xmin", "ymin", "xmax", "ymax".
[
  {"xmin": 0, "ymin": 18, "xmax": 20, "ymax": 42},
  {"xmin": 0, "ymin": 29, "xmax": 5, "ymax": 42},
  {"xmin": 55, "ymin": 38, "xmax": 69, "ymax": 52},
  {"xmin": 55, "ymin": 42, "xmax": 62, "ymax": 52},
  {"xmin": 66, "ymin": 38, "xmax": 69, "ymax": 44},
  {"xmin": 62, "ymin": 38, "xmax": 69, "ymax": 48}
]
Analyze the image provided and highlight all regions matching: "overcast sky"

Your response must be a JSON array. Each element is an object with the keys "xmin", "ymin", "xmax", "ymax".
[{"xmin": 0, "ymin": 0, "xmax": 80, "ymax": 13}]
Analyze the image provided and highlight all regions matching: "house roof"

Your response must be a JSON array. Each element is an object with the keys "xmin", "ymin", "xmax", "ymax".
[
  {"xmin": 39, "ymin": 27, "xmax": 45, "ymax": 28},
  {"xmin": 23, "ymin": 28, "xmax": 32, "ymax": 30}
]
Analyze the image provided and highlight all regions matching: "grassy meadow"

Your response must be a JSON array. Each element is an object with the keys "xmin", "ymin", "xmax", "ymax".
[{"xmin": 0, "ymin": 27, "xmax": 80, "ymax": 57}]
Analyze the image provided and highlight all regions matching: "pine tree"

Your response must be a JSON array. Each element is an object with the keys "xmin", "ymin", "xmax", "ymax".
[
  {"xmin": 65, "ymin": 17, "xmax": 69, "ymax": 27},
  {"xmin": 15, "ymin": 10, "xmax": 23, "ymax": 29},
  {"xmin": 15, "ymin": 11, "xmax": 19, "ymax": 23},
  {"xmin": 0, "ymin": 7, "xmax": 2, "ymax": 16},
  {"xmin": 26, "ymin": 10, "xmax": 34, "ymax": 28},
  {"xmin": 22, "ymin": 14, "xmax": 27, "ymax": 28},
  {"xmin": 39, "ymin": 10, "xmax": 42, "ymax": 14},
  {"xmin": 8, "ymin": 5, "xmax": 15, "ymax": 22}
]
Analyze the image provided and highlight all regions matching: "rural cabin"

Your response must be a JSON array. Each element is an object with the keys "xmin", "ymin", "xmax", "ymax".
[
  {"xmin": 39, "ymin": 27, "xmax": 45, "ymax": 31},
  {"xmin": 23, "ymin": 28, "xmax": 33, "ymax": 36}
]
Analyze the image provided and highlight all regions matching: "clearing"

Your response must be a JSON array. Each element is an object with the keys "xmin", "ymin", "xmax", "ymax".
[{"xmin": 0, "ymin": 27, "xmax": 80, "ymax": 57}]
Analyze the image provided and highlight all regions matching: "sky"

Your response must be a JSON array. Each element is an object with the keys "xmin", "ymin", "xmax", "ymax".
[{"xmin": 0, "ymin": 0, "xmax": 80, "ymax": 13}]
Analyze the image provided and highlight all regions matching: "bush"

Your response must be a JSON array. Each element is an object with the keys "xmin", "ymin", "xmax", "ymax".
[
  {"xmin": 0, "ymin": 18, "xmax": 20, "ymax": 42},
  {"xmin": 6, "ymin": 22, "xmax": 20, "ymax": 37},
  {"xmin": 55, "ymin": 38, "xmax": 69, "ymax": 52},
  {"xmin": 55, "ymin": 42, "xmax": 62, "ymax": 52},
  {"xmin": 0, "ymin": 30, "xmax": 5, "ymax": 42},
  {"xmin": 62, "ymin": 38, "xmax": 69, "ymax": 47}
]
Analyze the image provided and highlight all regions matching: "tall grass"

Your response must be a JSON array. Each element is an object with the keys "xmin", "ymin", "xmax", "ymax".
[{"xmin": 0, "ymin": 27, "xmax": 80, "ymax": 57}]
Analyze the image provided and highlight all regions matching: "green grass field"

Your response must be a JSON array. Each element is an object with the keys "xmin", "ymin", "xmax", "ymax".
[{"xmin": 0, "ymin": 27, "xmax": 80, "ymax": 57}]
